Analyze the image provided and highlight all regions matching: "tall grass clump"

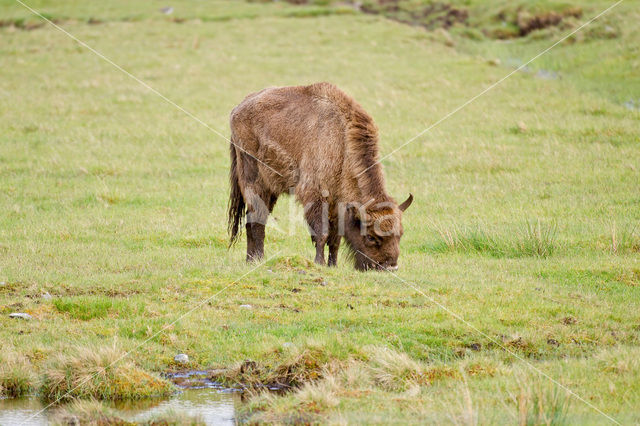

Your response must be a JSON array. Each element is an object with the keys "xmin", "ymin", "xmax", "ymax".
[
  {"xmin": 515, "ymin": 376, "xmax": 570, "ymax": 426},
  {"xmin": 609, "ymin": 222, "xmax": 639, "ymax": 254},
  {"xmin": 365, "ymin": 346, "xmax": 428, "ymax": 391},
  {"xmin": 428, "ymin": 223, "xmax": 504, "ymax": 257},
  {"xmin": 364, "ymin": 346, "xmax": 460, "ymax": 391},
  {"xmin": 516, "ymin": 220, "xmax": 557, "ymax": 258},
  {"xmin": 40, "ymin": 344, "xmax": 174, "ymax": 402},
  {"xmin": 425, "ymin": 220, "xmax": 556, "ymax": 258},
  {"xmin": 0, "ymin": 353, "xmax": 37, "ymax": 398},
  {"xmin": 444, "ymin": 378, "xmax": 477, "ymax": 426}
]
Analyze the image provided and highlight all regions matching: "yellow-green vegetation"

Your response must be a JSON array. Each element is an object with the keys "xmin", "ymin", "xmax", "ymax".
[
  {"xmin": 1, "ymin": 0, "xmax": 639, "ymax": 423},
  {"xmin": 40, "ymin": 345, "xmax": 174, "ymax": 401}
]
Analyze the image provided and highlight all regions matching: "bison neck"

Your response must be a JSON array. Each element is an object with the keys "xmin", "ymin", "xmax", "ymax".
[
  {"xmin": 346, "ymin": 164, "xmax": 390, "ymax": 205},
  {"xmin": 342, "ymin": 141, "xmax": 391, "ymax": 205},
  {"xmin": 334, "ymin": 82, "xmax": 392, "ymax": 205}
]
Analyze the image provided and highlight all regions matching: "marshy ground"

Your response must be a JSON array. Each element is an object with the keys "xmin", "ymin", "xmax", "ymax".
[{"xmin": 1, "ymin": 0, "xmax": 639, "ymax": 424}]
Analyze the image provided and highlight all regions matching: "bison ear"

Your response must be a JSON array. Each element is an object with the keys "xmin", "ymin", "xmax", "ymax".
[{"xmin": 398, "ymin": 193, "xmax": 413, "ymax": 212}]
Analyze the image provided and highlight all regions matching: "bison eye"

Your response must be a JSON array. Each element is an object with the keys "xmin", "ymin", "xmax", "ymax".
[{"xmin": 365, "ymin": 235, "xmax": 378, "ymax": 246}]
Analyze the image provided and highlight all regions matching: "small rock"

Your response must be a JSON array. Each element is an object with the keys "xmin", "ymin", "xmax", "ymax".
[
  {"xmin": 604, "ymin": 25, "xmax": 617, "ymax": 37},
  {"xmin": 9, "ymin": 313, "xmax": 33, "ymax": 320},
  {"xmin": 517, "ymin": 121, "xmax": 527, "ymax": 133},
  {"xmin": 42, "ymin": 292, "xmax": 52, "ymax": 301},
  {"xmin": 174, "ymin": 353, "xmax": 189, "ymax": 364},
  {"xmin": 321, "ymin": 281, "xmax": 328, "ymax": 286},
  {"xmin": 239, "ymin": 304, "xmax": 252, "ymax": 309},
  {"xmin": 160, "ymin": 6, "xmax": 174, "ymax": 15},
  {"xmin": 282, "ymin": 342, "xmax": 294, "ymax": 348},
  {"xmin": 624, "ymin": 100, "xmax": 639, "ymax": 111},
  {"xmin": 536, "ymin": 69, "xmax": 558, "ymax": 80}
]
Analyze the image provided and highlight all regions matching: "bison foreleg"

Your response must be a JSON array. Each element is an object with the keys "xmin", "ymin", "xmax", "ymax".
[
  {"xmin": 327, "ymin": 222, "xmax": 341, "ymax": 267},
  {"xmin": 313, "ymin": 234, "xmax": 328, "ymax": 265},
  {"xmin": 246, "ymin": 222, "xmax": 265, "ymax": 262},
  {"xmin": 304, "ymin": 199, "xmax": 329, "ymax": 266}
]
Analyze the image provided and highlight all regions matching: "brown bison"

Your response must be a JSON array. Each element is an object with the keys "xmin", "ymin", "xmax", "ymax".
[{"xmin": 228, "ymin": 82, "xmax": 412, "ymax": 270}]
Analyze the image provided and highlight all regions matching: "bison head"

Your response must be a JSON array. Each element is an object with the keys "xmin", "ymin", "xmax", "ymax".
[{"xmin": 343, "ymin": 194, "xmax": 413, "ymax": 271}]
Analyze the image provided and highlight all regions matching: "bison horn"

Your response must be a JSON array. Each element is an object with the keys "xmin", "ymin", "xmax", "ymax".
[
  {"xmin": 355, "ymin": 205, "xmax": 370, "ymax": 223},
  {"xmin": 398, "ymin": 193, "xmax": 413, "ymax": 212}
]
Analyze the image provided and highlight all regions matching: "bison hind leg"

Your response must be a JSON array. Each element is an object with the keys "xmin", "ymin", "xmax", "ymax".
[{"xmin": 245, "ymin": 191, "xmax": 278, "ymax": 262}]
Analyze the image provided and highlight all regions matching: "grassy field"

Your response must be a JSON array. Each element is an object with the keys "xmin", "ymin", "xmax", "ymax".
[{"xmin": 1, "ymin": 0, "xmax": 639, "ymax": 423}]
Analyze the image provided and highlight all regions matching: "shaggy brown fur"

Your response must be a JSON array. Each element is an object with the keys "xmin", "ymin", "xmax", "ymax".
[{"xmin": 228, "ymin": 82, "xmax": 412, "ymax": 270}]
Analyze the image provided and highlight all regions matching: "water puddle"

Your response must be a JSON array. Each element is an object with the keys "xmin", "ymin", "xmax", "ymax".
[{"xmin": 0, "ymin": 371, "xmax": 241, "ymax": 425}]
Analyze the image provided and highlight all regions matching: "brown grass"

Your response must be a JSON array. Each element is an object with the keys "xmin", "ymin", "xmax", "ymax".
[
  {"xmin": 40, "ymin": 344, "xmax": 174, "ymax": 402},
  {"xmin": 212, "ymin": 344, "xmax": 330, "ymax": 391}
]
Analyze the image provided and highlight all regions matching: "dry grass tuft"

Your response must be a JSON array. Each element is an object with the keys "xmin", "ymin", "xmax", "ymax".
[
  {"xmin": 40, "ymin": 344, "xmax": 174, "ymax": 402},
  {"xmin": 51, "ymin": 399, "xmax": 128, "ymax": 426},
  {"xmin": 366, "ymin": 346, "xmax": 460, "ymax": 391},
  {"xmin": 0, "ymin": 349, "xmax": 37, "ymax": 398},
  {"xmin": 365, "ymin": 346, "xmax": 427, "ymax": 391},
  {"xmin": 240, "ymin": 371, "xmax": 340, "ymax": 424},
  {"xmin": 294, "ymin": 374, "xmax": 341, "ymax": 412}
]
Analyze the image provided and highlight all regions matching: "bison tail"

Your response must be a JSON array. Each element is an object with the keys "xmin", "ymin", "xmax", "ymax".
[{"xmin": 228, "ymin": 143, "xmax": 245, "ymax": 246}]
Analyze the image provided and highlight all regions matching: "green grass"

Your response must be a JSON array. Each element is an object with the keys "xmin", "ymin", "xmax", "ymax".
[
  {"xmin": 0, "ymin": 0, "xmax": 639, "ymax": 423},
  {"xmin": 423, "ymin": 220, "xmax": 558, "ymax": 258},
  {"xmin": 54, "ymin": 296, "xmax": 135, "ymax": 320}
]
